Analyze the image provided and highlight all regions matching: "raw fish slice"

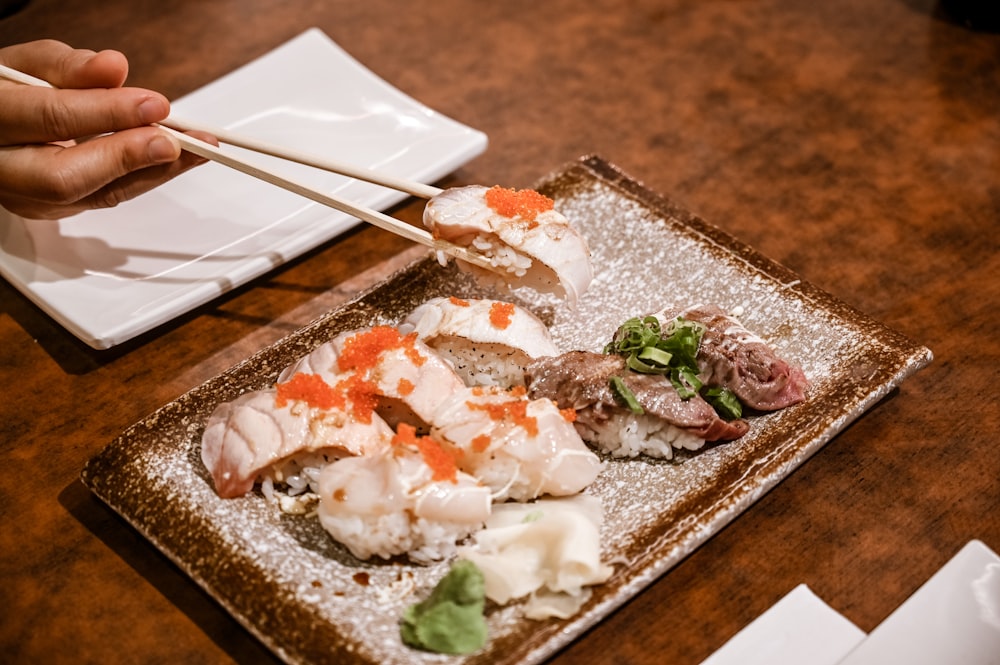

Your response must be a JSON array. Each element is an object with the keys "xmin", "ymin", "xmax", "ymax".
[
  {"xmin": 277, "ymin": 340, "xmax": 339, "ymax": 382},
  {"xmin": 316, "ymin": 432, "xmax": 491, "ymax": 563},
  {"xmin": 652, "ymin": 305, "xmax": 809, "ymax": 411},
  {"xmin": 401, "ymin": 296, "xmax": 559, "ymax": 388},
  {"xmin": 431, "ymin": 385, "xmax": 602, "ymax": 502},
  {"xmin": 279, "ymin": 326, "xmax": 467, "ymax": 429},
  {"xmin": 525, "ymin": 351, "xmax": 749, "ymax": 459},
  {"xmin": 423, "ymin": 185, "xmax": 593, "ymax": 305},
  {"xmin": 201, "ymin": 385, "xmax": 394, "ymax": 498},
  {"xmin": 403, "ymin": 296, "xmax": 559, "ymax": 359}
]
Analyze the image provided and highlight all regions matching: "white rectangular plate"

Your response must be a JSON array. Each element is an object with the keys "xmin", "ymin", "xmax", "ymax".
[
  {"xmin": 0, "ymin": 28, "xmax": 486, "ymax": 349},
  {"xmin": 836, "ymin": 540, "xmax": 1000, "ymax": 665},
  {"xmin": 700, "ymin": 585, "xmax": 866, "ymax": 665}
]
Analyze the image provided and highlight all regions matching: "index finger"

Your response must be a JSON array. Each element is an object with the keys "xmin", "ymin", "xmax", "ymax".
[
  {"xmin": 0, "ymin": 84, "xmax": 171, "ymax": 145},
  {"xmin": 0, "ymin": 39, "xmax": 128, "ymax": 89}
]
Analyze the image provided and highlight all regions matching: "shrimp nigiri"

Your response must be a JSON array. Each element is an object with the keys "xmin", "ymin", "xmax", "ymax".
[
  {"xmin": 316, "ymin": 424, "xmax": 492, "ymax": 563},
  {"xmin": 200, "ymin": 375, "xmax": 394, "ymax": 499},
  {"xmin": 423, "ymin": 185, "xmax": 593, "ymax": 306},
  {"xmin": 279, "ymin": 326, "xmax": 466, "ymax": 430},
  {"xmin": 430, "ymin": 386, "xmax": 602, "ymax": 502}
]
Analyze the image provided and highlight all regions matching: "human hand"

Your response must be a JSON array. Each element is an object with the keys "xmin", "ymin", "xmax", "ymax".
[{"xmin": 0, "ymin": 39, "xmax": 216, "ymax": 220}]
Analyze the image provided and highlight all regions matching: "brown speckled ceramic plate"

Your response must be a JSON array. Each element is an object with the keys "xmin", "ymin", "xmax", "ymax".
[{"xmin": 82, "ymin": 155, "xmax": 932, "ymax": 665}]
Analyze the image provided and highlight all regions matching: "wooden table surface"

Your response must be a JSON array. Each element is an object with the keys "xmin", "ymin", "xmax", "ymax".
[{"xmin": 2, "ymin": 1, "xmax": 998, "ymax": 663}]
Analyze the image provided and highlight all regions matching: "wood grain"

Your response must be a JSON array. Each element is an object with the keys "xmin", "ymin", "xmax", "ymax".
[{"xmin": 1, "ymin": 1, "xmax": 997, "ymax": 663}]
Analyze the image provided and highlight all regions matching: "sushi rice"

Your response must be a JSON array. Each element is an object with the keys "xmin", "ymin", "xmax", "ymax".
[{"xmin": 575, "ymin": 411, "xmax": 706, "ymax": 460}]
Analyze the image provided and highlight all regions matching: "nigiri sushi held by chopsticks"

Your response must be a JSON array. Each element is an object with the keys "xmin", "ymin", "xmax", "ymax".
[{"xmin": 0, "ymin": 65, "xmax": 589, "ymax": 294}]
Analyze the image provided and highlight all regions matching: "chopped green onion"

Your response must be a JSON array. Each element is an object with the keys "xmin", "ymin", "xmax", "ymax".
[
  {"xmin": 658, "ymin": 317, "xmax": 704, "ymax": 369},
  {"xmin": 702, "ymin": 387, "xmax": 743, "ymax": 420},
  {"xmin": 625, "ymin": 355, "xmax": 660, "ymax": 374},
  {"xmin": 671, "ymin": 367, "xmax": 703, "ymax": 398},
  {"xmin": 637, "ymin": 346, "xmax": 673, "ymax": 367},
  {"xmin": 605, "ymin": 314, "xmax": 746, "ymax": 420},
  {"xmin": 610, "ymin": 376, "xmax": 644, "ymax": 414}
]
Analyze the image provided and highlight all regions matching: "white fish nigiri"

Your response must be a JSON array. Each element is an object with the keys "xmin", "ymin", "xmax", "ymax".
[
  {"xmin": 423, "ymin": 185, "xmax": 593, "ymax": 305},
  {"xmin": 201, "ymin": 379, "xmax": 394, "ymax": 499},
  {"xmin": 401, "ymin": 296, "xmax": 560, "ymax": 388},
  {"xmin": 316, "ymin": 425, "xmax": 492, "ymax": 563},
  {"xmin": 431, "ymin": 386, "xmax": 602, "ymax": 502},
  {"xmin": 279, "ymin": 326, "xmax": 466, "ymax": 429}
]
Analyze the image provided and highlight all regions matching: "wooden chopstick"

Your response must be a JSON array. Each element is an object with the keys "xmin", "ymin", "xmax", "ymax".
[
  {"xmin": 160, "ymin": 116, "xmax": 443, "ymax": 199},
  {"xmin": 156, "ymin": 124, "xmax": 488, "ymax": 262},
  {"xmin": 0, "ymin": 64, "xmax": 495, "ymax": 270},
  {"xmin": 0, "ymin": 63, "xmax": 50, "ymax": 87}
]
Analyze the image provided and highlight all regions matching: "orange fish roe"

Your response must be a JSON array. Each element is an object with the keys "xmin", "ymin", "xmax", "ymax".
[
  {"xmin": 471, "ymin": 434, "xmax": 492, "ymax": 453},
  {"xmin": 393, "ymin": 423, "xmax": 458, "ymax": 482},
  {"xmin": 489, "ymin": 301, "xmax": 515, "ymax": 329},
  {"xmin": 560, "ymin": 407, "xmax": 577, "ymax": 423},
  {"xmin": 467, "ymin": 398, "xmax": 539, "ymax": 437},
  {"xmin": 484, "ymin": 185, "xmax": 554, "ymax": 222},
  {"xmin": 402, "ymin": 335, "xmax": 426, "ymax": 367},
  {"xmin": 508, "ymin": 385, "xmax": 527, "ymax": 398},
  {"xmin": 337, "ymin": 327, "xmax": 426, "ymax": 374},
  {"xmin": 392, "ymin": 422, "xmax": 420, "ymax": 447},
  {"xmin": 335, "ymin": 373, "xmax": 379, "ymax": 424},
  {"xmin": 417, "ymin": 438, "xmax": 459, "ymax": 483},
  {"xmin": 397, "ymin": 377, "xmax": 415, "ymax": 396},
  {"xmin": 448, "ymin": 296, "xmax": 470, "ymax": 307},
  {"xmin": 275, "ymin": 373, "xmax": 345, "ymax": 411}
]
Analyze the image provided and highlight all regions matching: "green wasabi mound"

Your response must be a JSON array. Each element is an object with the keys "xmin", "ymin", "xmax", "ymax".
[{"xmin": 400, "ymin": 560, "xmax": 488, "ymax": 654}]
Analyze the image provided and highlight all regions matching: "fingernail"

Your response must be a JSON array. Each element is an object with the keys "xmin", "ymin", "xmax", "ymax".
[
  {"xmin": 148, "ymin": 133, "xmax": 180, "ymax": 163},
  {"xmin": 138, "ymin": 97, "xmax": 168, "ymax": 124}
]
